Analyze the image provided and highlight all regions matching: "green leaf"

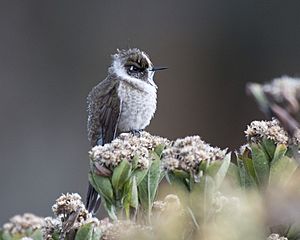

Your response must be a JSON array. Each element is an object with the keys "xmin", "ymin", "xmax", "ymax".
[
  {"xmin": 91, "ymin": 227, "xmax": 102, "ymax": 240},
  {"xmin": 75, "ymin": 223, "xmax": 93, "ymax": 240},
  {"xmin": 51, "ymin": 232, "xmax": 60, "ymax": 240},
  {"xmin": 271, "ymin": 144, "xmax": 287, "ymax": 165},
  {"xmin": 131, "ymin": 155, "xmax": 139, "ymax": 170},
  {"xmin": 112, "ymin": 160, "xmax": 132, "ymax": 191},
  {"xmin": 154, "ymin": 144, "xmax": 165, "ymax": 157},
  {"xmin": 166, "ymin": 172, "xmax": 190, "ymax": 192},
  {"xmin": 226, "ymin": 162, "xmax": 240, "ymax": 186},
  {"xmin": 236, "ymin": 153, "xmax": 257, "ymax": 188},
  {"xmin": 132, "ymin": 168, "xmax": 149, "ymax": 185},
  {"xmin": 30, "ymin": 229, "xmax": 43, "ymax": 240},
  {"xmin": 250, "ymin": 143, "xmax": 270, "ymax": 186},
  {"xmin": 269, "ymin": 156, "xmax": 298, "ymax": 186},
  {"xmin": 173, "ymin": 169, "xmax": 190, "ymax": 179},
  {"xmin": 191, "ymin": 175, "xmax": 215, "ymax": 220},
  {"xmin": 130, "ymin": 176, "xmax": 139, "ymax": 209},
  {"xmin": 89, "ymin": 173, "xmax": 114, "ymax": 204},
  {"xmin": 138, "ymin": 156, "xmax": 162, "ymax": 212},
  {"xmin": 206, "ymin": 153, "xmax": 231, "ymax": 188},
  {"xmin": 103, "ymin": 201, "xmax": 117, "ymax": 220},
  {"xmin": 123, "ymin": 182, "xmax": 131, "ymax": 218},
  {"xmin": 287, "ymin": 221, "xmax": 300, "ymax": 240},
  {"xmin": 122, "ymin": 177, "xmax": 138, "ymax": 219},
  {"xmin": 1, "ymin": 231, "xmax": 11, "ymax": 240},
  {"xmin": 261, "ymin": 138, "xmax": 276, "ymax": 160}
]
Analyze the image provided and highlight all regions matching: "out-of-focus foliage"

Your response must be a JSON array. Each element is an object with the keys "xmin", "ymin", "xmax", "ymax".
[{"xmin": 3, "ymin": 77, "xmax": 300, "ymax": 239}]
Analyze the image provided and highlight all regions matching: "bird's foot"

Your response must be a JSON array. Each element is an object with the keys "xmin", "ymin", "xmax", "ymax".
[{"xmin": 130, "ymin": 129, "xmax": 142, "ymax": 137}]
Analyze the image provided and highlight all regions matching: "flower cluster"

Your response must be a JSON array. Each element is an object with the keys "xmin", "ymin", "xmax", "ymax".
[
  {"xmin": 245, "ymin": 118, "xmax": 300, "ymax": 145},
  {"xmin": 267, "ymin": 233, "xmax": 288, "ymax": 240},
  {"xmin": 42, "ymin": 193, "xmax": 98, "ymax": 239},
  {"xmin": 161, "ymin": 136, "xmax": 226, "ymax": 173},
  {"xmin": 42, "ymin": 217, "xmax": 62, "ymax": 240},
  {"xmin": 89, "ymin": 131, "xmax": 170, "ymax": 169},
  {"xmin": 52, "ymin": 193, "xmax": 88, "ymax": 218},
  {"xmin": 2, "ymin": 213, "xmax": 44, "ymax": 235},
  {"xmin": 262, "ymin": 76, "xmax": 300, "ymax": 103}
]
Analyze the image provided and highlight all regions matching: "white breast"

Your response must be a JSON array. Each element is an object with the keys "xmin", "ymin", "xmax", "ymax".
[{"xmin": 117, "ymin": 80, "xmax": 157, "ymax": 132}]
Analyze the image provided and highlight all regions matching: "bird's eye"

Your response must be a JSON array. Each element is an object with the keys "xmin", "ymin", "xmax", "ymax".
[{"xmin": 129, "ymin": 65, "xmax": 140, "ymax": 72}]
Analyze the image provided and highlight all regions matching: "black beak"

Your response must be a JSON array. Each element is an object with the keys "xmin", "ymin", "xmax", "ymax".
[{"xmin": 150, "ymin": 66, "xmax": 168, "ymax": 71}]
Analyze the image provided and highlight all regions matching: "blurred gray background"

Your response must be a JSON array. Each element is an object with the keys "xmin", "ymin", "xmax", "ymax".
[{"xmin": 1, "ymin": 0, "xmax": 300, "ymax": 223}]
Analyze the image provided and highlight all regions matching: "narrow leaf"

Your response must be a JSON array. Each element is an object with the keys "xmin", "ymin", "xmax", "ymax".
[
  {"xmin": 91, "ymin": 227, "xmax": 102, "ymax": 240},
  {"xmin": 103, "ymin": 201, "xmax": 117, "ymax": 220},
  {"xmin": 269, "ymin": 156, "xmax": 298, "ymax": 186},
  {"xmin": 261, "ymin": 138, "xmax": 276, "ymax": 160},
  {"xmin": 112, "ymin": 160, "xmax": 132, "ymax": 190},
  {"xmin": 154, "ymin": 144, "xmax": 165, "ymax": 157},
  {"xmin": 132, "ymin": 168, "xmax": 149, "ymax": 185},
  {"xmin": 1, "ymin": 232, "xmax": 11, "ymax": 240},
  {"xmin": 250, "ymin": 143, "xmax": 270, "ymax": 186},
  {"xmin": 30, "ymin": 229, "xmax": 43, "ymax": 240},
  {"xmin": 89, "ymin": 173, "xmax": 114, "ymax": 204},
  {"xmin": 206, "ymin": 153, "xmax": 231, "ymax": 188},
  {"xmin": 138, "ymin": 156, "xmax": 161, "ymax": 211},
  {"xmin": 130, "ymin": 176, "xmax": 139, "ymax": 209},
  {"xmin": 223, "ymin": 162, "xmax": 240, "ymax": 187},
  {"xmin": 236, "ymin": 153, "xmax": 257, "ymax": 188},
  {"xmin": 75, "ymin": 223, "xmax": 93, "ymax": 240},
  {"xmin": 271, "ymin": 144, "xmax": 287, "ymax": 165}
]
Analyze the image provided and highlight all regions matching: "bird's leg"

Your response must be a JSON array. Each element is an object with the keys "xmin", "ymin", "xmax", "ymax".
[{"xmin": 130, "ymin": 129, "xmax": 143, "ymax": 137}]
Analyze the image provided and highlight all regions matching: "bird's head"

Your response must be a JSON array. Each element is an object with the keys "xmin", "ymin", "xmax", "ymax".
[{"xmin": 109, "ymin": 48, "xmax": 167, "ymax": 86}]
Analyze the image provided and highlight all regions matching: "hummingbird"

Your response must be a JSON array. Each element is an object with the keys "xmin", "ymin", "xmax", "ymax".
[{"xmin": 86, "ymin": 48, "xmax": 167, "ymax": 213}]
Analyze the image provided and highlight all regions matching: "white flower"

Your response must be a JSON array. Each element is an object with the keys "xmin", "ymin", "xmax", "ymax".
[
  {"xmin": 89, "ymin": 131, "xmax": 170, "ymax": 169},
  {"xmin": 245, "ymin": 118, "xmax": 295, "ymax": 145},
  {"xmin": 2, "ymin": 213, "xmax": 44, "ymax": 235},
  {"xmin": 162, "ymin": 136, "xmax": 226, "ymax": 173},
  {"xmin": 267, "ymin": 233, "xmax": 288, "ymax": 240}
]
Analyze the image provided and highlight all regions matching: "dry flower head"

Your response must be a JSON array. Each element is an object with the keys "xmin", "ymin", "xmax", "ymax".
[
  {"xmin": 162, "ymin": 135, "xmax": 226, "ymax": 173},
  {"xmin": 89, "ymin": 131, "xmax": 170, "ymax": 169},
  {"xmin": 267, "ymin": 233, "xmax": 288, "ymax": 240},
  {"xmin": 43, "ymin": 193, "xmax": 99, "ymax": 239},
  {"xmin": 2, "ymin": 213, "xmax": 44, "ymax": 235},
  {"xmin": 245, "ymin": 118, "xmax": 300, "ymax": 145},
  {"xmin": 42, "ymin": 217, "xmax": 62, "ymax": 240},
  {"xmin": 263, "ymin": 76, "xmax": 300, "ymax": 104}
]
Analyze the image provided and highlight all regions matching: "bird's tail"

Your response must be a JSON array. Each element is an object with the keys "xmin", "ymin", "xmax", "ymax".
[{"xmin": 86, "ymin": 183, "xmax": 101, "ymax": 215}]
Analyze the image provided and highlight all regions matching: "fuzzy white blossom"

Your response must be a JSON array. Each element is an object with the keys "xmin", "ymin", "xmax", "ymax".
[
  {"xmin": 267, "ymin": 233, "xmax": 288, "ymax": 240},
  {"xmin": 2, "ymin": 213, "xmax": 44, "ymax": 235},
  {"xmin": 42, "ymin": 217, "xmax": 62, "ymax": 240},
  {"xmin": 89, "ymin": 131, "xmax": 170, "ymax": 169},
  {"xmin": 263, "ymin": 76, "xmax": 300, "ymax": 103},
  {"xmin": 43, "ymin": 193, "xmax": 99, "ymax": 238},
  {"xmin": 52, "ymin": 193, "xmax": 88, "ymax": 218},
  {"xmin": 245, "ymin": 118, "xmax": 300, "ymax": 145},
  {"xmin": 161, "ymin": 136, "xmax": 226, "ymax": 173}
]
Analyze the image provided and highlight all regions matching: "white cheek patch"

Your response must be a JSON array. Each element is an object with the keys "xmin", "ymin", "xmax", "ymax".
[
  {"xmin": 142, "ymin": 52, "xmax": 152, "ymax": 66},
  {"xmin": 141, "ymin": 52, "xmax": 156, "ymax": 87},
  {"xmin": 113, "ymin": 59, "xmax": 157, "ymax": 93}
]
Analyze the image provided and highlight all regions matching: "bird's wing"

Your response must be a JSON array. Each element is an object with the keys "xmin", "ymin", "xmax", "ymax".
[{"xmin": 87, "ymin": 77, "xmax": 121, "ymax": 146}]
